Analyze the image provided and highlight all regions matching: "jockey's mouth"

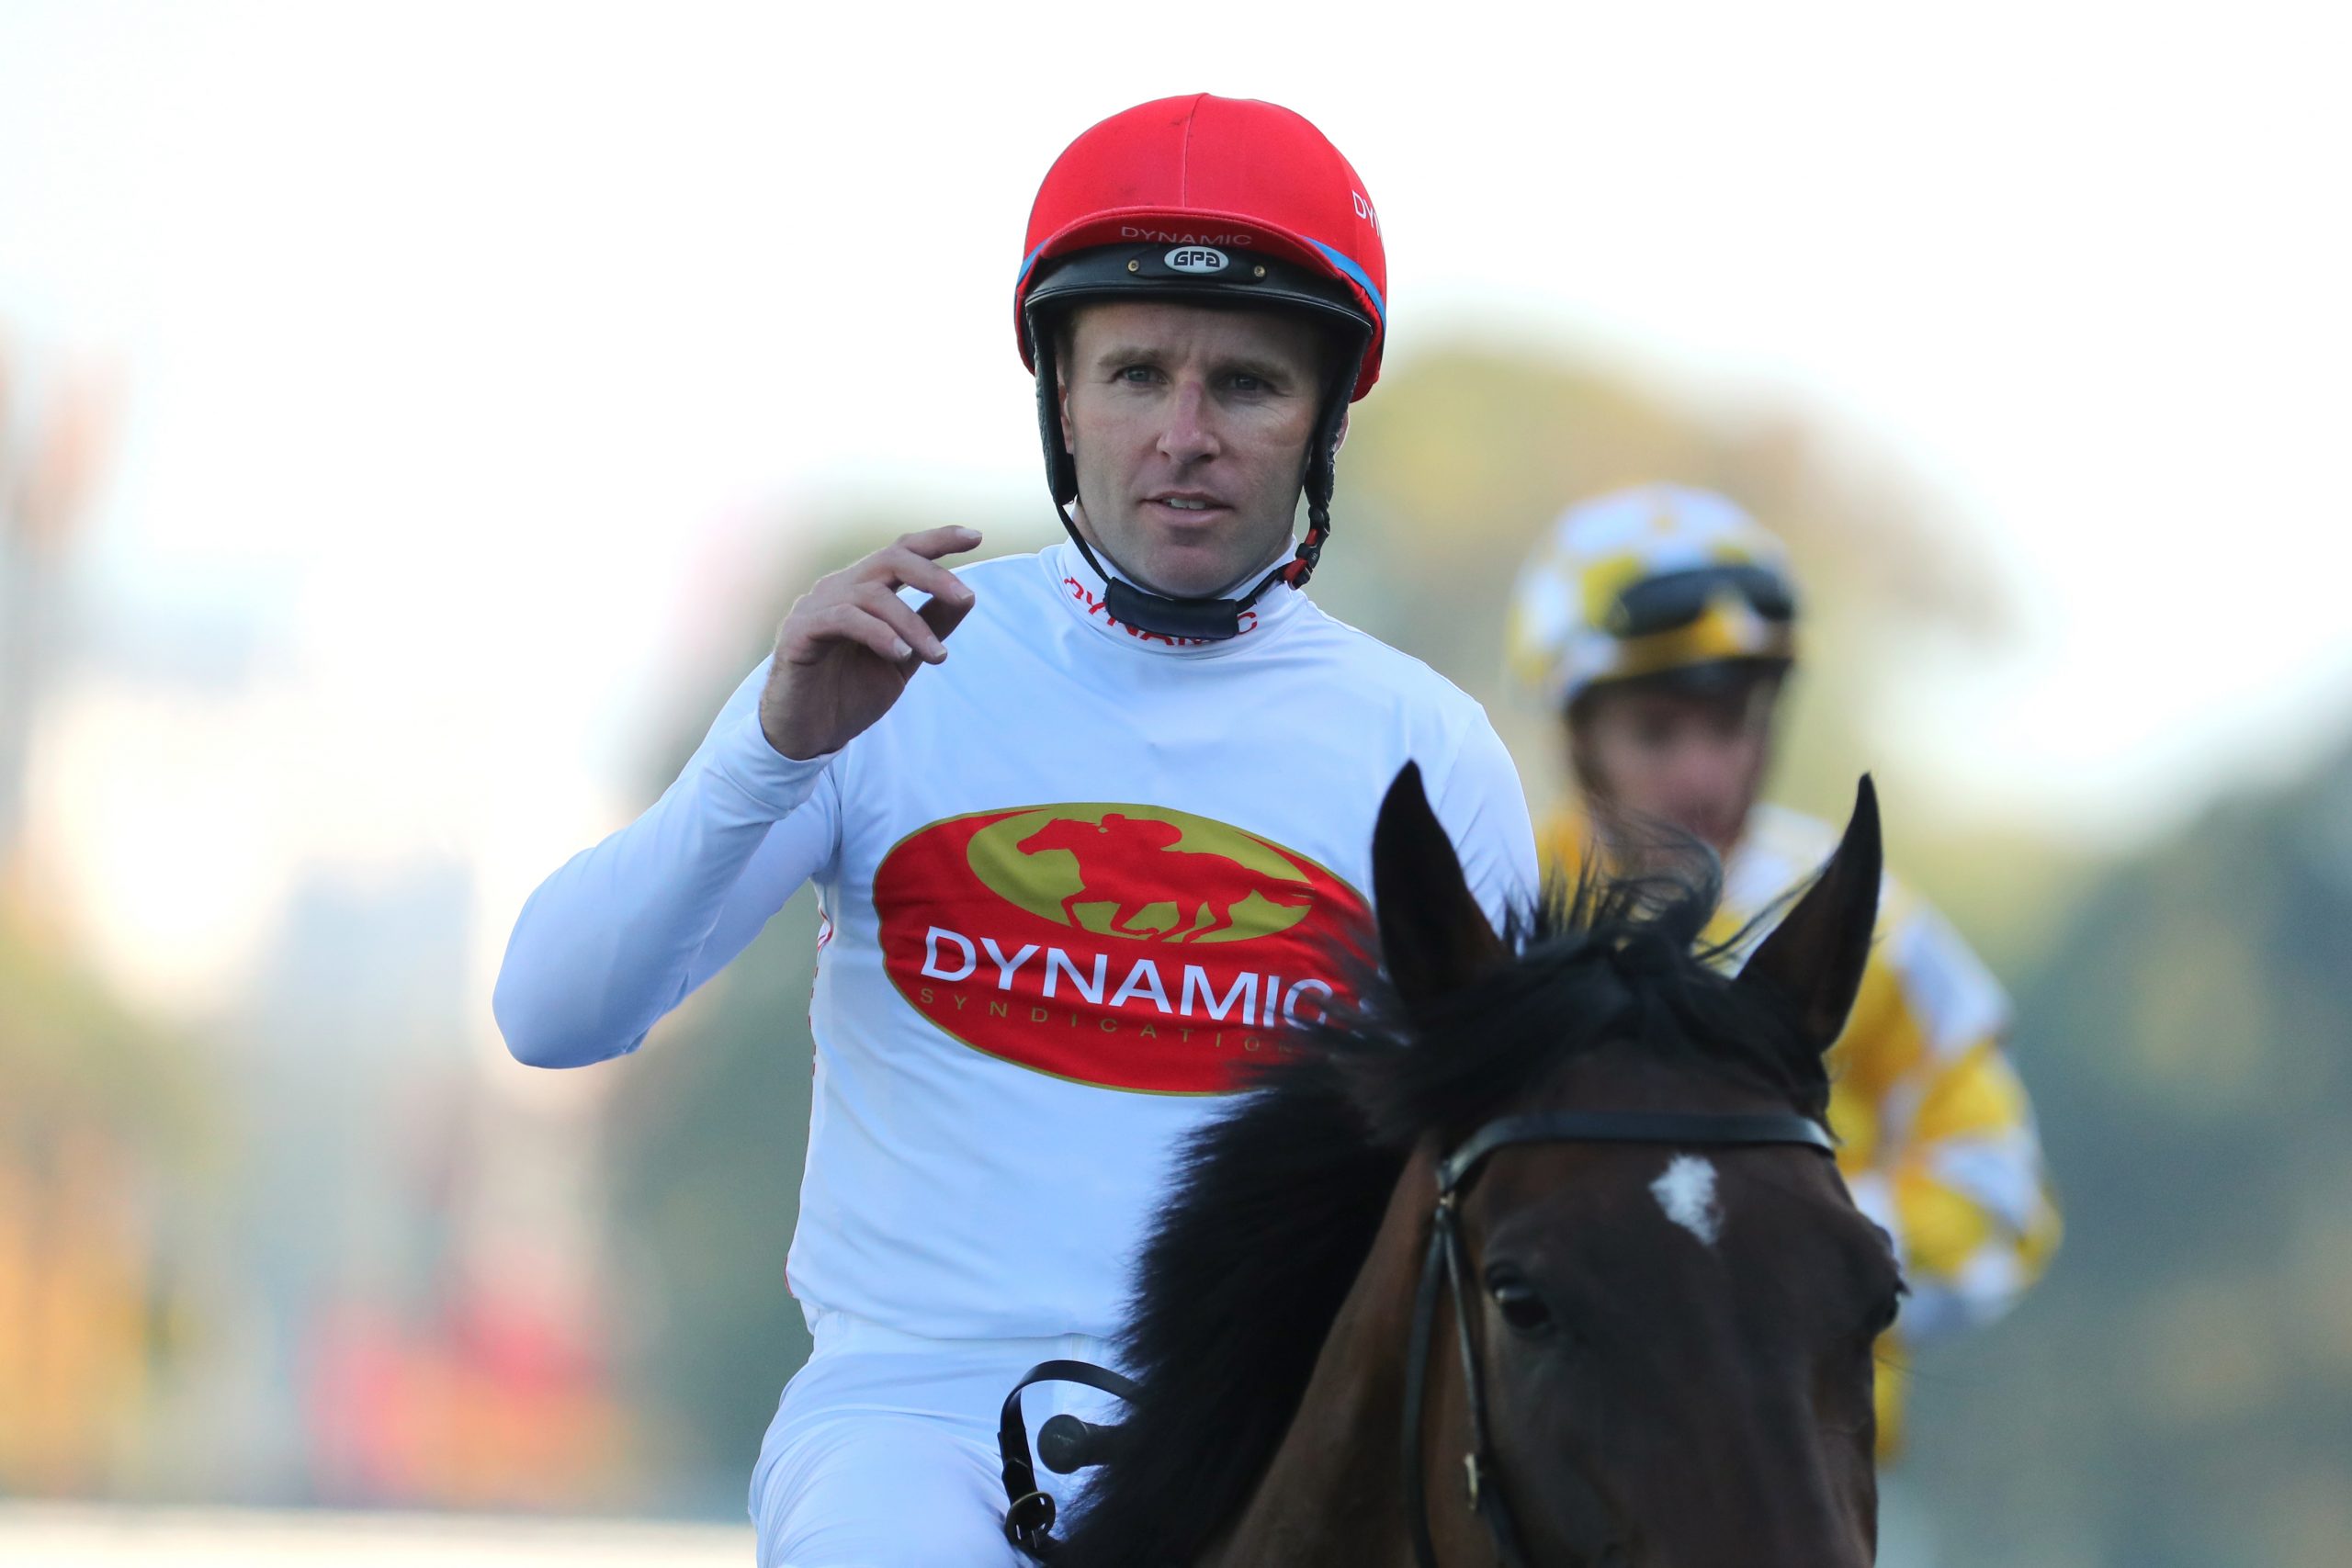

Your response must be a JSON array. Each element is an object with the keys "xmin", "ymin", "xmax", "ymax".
[{"xmin": 1140, "ymin": 491, "xmax": 1233, "ymax": 524}]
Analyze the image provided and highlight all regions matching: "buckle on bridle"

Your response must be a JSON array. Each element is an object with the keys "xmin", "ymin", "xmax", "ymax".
[
  {"xmin": 999, "ymin": 1358, "xmax": 1139, "ymax": 1560},
  {"xmin": 1003, "ymin": 1488, "xmax": 1057, "ymax": 1553}
]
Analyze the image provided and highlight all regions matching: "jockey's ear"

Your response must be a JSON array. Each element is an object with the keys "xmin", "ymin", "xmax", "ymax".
[
  {"xmin": 1736, "ymin": 775, "xmax": 1882, "ymax": 1054},
  {"xmin": 1373, "ymin": 761, "xmax": 1505, "ymax": 1014}
]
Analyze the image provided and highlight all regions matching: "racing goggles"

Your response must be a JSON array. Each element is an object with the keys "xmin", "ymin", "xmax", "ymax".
[{"xmin": 1602, "ymin": 563, "xmax": 1797, "ymax": 640}]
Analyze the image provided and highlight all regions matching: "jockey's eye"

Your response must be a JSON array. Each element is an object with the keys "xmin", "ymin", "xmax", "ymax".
[{"xmin": 1485, "ymin": 1267, "xmax": 1555, "ymax": 1337}]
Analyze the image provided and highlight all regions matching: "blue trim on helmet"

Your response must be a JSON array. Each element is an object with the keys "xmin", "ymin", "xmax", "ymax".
[
  {"xmin": 1015, "ymin": 243, "xmax": 1048, "ymax": 289},
  {"xmin": 1305, "ymin": 239, "xmax": 1385, "ymax": 328}
]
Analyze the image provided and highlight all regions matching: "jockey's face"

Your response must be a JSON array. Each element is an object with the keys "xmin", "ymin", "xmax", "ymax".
[
  {"xmin": 1058, "ymin": 300, "xmax": 1331, "ymax": 601},
  {"xmin": 1571, "ymin": 672, "xmax": 1782, "ymax": 857}
]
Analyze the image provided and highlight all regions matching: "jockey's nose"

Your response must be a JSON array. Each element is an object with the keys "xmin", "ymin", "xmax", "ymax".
[{"xmin": 1156, "ymin": 380, "xmax": 1220, "ymax": 466}]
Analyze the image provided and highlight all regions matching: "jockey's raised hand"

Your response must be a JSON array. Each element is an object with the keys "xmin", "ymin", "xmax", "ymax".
[{"xmin": 761, "ymin": 525, "xmax": 981, "ymax": 760}]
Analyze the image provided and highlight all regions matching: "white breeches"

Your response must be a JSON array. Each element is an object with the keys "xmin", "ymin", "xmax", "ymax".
[{"xmin": 751, "ymin": 1307, "xmax": 1125, "ymax": 1568}]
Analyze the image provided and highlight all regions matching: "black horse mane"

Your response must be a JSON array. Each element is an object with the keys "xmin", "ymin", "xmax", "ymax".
[{"xmin": 1052, "ymin": 858, "xmax": 1828, "ymax": 1567}]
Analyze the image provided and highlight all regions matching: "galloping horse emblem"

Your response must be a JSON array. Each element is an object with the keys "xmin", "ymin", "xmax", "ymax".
[{"xmin": 1016, "ymin": 813, "xmax": 1314, "ymax": 942}]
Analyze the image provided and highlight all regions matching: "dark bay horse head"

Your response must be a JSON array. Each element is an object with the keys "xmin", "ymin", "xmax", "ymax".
[
  {"xmin": 1051, "ymin": 762, "xmax": 1894, "ymax": 1568},
  {"xmin": 1374, "ymin": 765, "xmax": 1894, "ymax": 1565}
]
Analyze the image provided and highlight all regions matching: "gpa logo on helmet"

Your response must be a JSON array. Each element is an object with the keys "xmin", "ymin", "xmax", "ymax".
[
  {"xmin": 1164, "ymin": 246, "xmax": 1229, "ymax": 275},
  {"xmin": 873, "ymin": 803, "xmax": 1372, "ymax": 1094}
]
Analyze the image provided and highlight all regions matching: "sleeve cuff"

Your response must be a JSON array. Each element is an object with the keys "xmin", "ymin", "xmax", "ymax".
[{"xmin": 704, "ymin": 705, "xmax": 839, "ymax": 818}]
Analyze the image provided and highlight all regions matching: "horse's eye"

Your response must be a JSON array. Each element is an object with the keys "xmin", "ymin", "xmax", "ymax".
[{"xmin": 1487, "ymin": 1272, "xmax": 1555, "ymax": 1336}]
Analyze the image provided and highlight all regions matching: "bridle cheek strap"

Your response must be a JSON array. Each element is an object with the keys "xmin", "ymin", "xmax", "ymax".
[
  {"xmin": 1401, "ymin": 1199, "xmax": 1448, "ymax": 1568},
  {"xmin": 1404, "ymin": 1110, "xmax": 1837, "ymax": 1568},
  {"xmin": 1405, "ymin": 1195, "xmax": 1537, "ymax": 1568}
]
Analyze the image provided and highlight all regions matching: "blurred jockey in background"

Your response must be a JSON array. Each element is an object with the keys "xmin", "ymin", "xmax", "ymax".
[{"xmin": 1507, "ymin": 483, "xmax": 2062, "ymax": 1454}]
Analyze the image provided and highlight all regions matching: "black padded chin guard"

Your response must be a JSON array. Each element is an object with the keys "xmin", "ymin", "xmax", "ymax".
[{"xmin": 1104, "ymin": 578, "xmax": 1246, "ymax": 641}]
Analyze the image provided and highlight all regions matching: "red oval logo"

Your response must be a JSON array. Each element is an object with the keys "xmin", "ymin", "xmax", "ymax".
[{"xmin": 873, "ymin": 804, "xmax": 1371, "ymax": 1093}]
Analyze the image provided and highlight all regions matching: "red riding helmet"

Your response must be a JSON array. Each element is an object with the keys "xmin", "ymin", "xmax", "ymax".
[
  {"xmin": 1014, "ymin": 95, "xmax": 1389, "ymax": 641},
  {"xmin": 1016, "ymin": 94, "xmax": 1388, "ymax": 399}
]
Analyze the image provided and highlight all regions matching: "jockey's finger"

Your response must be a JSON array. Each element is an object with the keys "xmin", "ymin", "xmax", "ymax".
[
  {"xmin": 919, "ymin": 589, "xmax": 975, "ymax": 646},
  {"xmin": 854, "ymin": 582, "xmax": 951, "ymax": 665},
  {"xmin": 889, "ymin": 525, "xmax": 984, "ymax": 564},
  {"xmin": 865, "ymin": 546, "xmax": 976, "ymax": 610},
  {"xmin": 787, "ymin": 602, "xmax": 915, "ymax": 667}
]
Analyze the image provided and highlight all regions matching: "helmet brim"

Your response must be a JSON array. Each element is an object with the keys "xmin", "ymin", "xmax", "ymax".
[
  {"xmin": 1016, "ymin": 218, "xmax": 1385, "ymax": 400},
  {"xmin": 1021, "ymin": 243, "xmax": 1374, "ymax": 360}
]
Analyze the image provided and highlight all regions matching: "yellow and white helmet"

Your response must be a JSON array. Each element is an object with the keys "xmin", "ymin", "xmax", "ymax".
[{"xmin": 1508, "ymin": 484, "xmax": 1800, "ymax": 709}]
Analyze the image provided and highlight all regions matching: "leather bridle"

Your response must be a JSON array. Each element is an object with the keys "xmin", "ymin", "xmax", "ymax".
[{"xmin": 1401, "ymin": 1110, "xmax": 1837, "ymax": 1568}]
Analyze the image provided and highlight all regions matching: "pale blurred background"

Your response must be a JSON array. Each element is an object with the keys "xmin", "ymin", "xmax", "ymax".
[{"xmin": 4, "ymin": 3, "xmax": 2350, "ymax": 1563}]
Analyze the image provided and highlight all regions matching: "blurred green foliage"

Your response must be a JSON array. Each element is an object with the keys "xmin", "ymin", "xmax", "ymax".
[
  {"xmin": 600, "ymin": 890, "xmax": 824, "ymax": 1514},
  {"xmin": 2, "ymin": 919, "xmax": 211, "ymax": 1148},
  {"xmin": 0, "ymin": 910, "xmax": 218, "ymax": 1491},
  {"xmin": 1903, "ymin": 739, "xmax": 2352, "ymax": 1568}
]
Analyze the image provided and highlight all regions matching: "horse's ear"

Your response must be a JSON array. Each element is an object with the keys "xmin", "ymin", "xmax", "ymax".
[
  {"xmin": 1736, "ymin": 776, "xmax": 1883, "ymax": 1053},
  {"xmin": 1374, "ymin": 761, "xmax": 1506, "ymax": 1012}
]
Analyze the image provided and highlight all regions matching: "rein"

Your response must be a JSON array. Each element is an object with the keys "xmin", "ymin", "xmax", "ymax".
[{"xmin": 1401, "ymin": 1110, "xmax": 1837, "ymax": 1568}]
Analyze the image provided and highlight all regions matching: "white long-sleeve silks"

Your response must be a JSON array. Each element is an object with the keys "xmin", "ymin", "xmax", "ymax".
[{"xmin": 494, "ymin": 537, "xmax": 1538, "ymax": 1339}]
